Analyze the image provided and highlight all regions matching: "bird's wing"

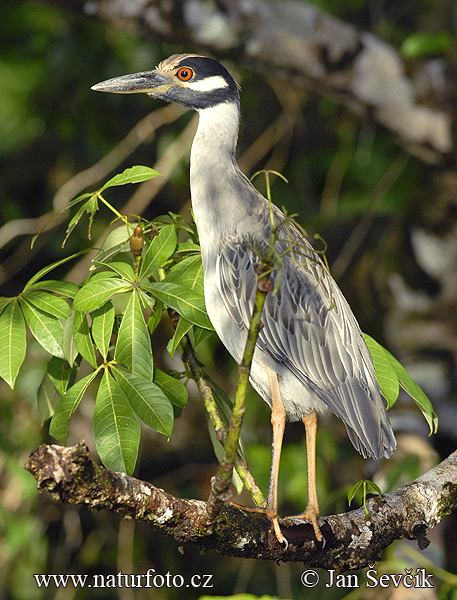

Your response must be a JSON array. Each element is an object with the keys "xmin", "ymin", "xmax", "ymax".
[{"xmin": 216, "ymin": 212, "xmax": 395, "ymax": 459}]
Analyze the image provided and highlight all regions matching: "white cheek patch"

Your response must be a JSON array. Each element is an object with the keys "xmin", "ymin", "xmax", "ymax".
[{"xmin": 184, "ymin": 75, "xmax": 229, "ymax": 92}]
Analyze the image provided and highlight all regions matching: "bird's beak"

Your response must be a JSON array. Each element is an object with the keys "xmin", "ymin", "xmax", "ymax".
[{"xmin": 91, "ymin": 69, "xmax": 173, "ymax": 95}]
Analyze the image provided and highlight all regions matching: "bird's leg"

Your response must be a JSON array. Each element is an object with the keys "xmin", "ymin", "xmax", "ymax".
[
  {"xmin": 292, "ymin": 410, "xmax": 323, "ymax": 542},
  {"xmin": 230, "ymin": 367, "xmax": 286, "ymax": 545},
  {"xmin": 265, "ymin": 367, "xmax": 286, "ymax": 544}
]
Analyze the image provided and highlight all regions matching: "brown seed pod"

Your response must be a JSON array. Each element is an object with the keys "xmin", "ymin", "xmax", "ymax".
[{"xmin": 130, "ymin": 225, "xmax": 144, "ymax": 256}]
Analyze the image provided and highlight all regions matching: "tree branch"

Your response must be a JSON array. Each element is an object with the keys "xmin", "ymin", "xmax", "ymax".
[
  {"xmin": 25, "ymin": 442, "xmax": 457, "ymax": 570},
  {"xmin": 36, "ymin": 0, "xmax": 456, "ymax": 164}
]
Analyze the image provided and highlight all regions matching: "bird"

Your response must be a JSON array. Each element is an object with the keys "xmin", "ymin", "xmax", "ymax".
[{"xmin": 92, "ymin": 54, "xmax": 396, "ymax": 544}]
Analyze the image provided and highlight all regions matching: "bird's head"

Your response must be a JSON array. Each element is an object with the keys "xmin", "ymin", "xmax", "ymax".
[{"xmin": 91, "ymin": 53, "xmax": 240, "ymax": 110}]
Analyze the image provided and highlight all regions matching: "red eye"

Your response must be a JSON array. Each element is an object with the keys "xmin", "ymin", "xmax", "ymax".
[{"xmin": 176, "ymin": 67, "xmax": 193, "ymax": 81}]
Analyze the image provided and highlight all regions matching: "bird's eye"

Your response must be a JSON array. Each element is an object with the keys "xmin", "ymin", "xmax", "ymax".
[{"xmin": 176, "ymin": 67, "xmax": 194, "ymax": 81}]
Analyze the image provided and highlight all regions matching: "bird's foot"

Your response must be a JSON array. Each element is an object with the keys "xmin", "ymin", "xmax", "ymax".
[
  {"xmin": 230, "ymin": 501, "xmax": 287, "ymax": 546},
  {"xmin": 290, "ymin": 505, "xmax": 323, "ymax": 543}
]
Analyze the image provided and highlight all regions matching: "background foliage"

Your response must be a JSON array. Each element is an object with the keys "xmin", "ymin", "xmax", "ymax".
[{"xmin": 1, "ymin": 0, "xmax": 456, "ymax": 598}]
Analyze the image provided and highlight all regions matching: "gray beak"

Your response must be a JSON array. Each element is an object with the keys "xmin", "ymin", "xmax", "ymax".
[{"xmin": 91, "ymin": 70, "xmax": 173, "ymax": 95}]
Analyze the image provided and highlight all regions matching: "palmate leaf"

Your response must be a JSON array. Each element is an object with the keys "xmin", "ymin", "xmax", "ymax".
[
  {"xmin": 73, "ymin": 276, "xmax": 131, "ymax": 312},
  {"xmin": 165, "ymin": 254, "xmax": 204, "ymax": 294},
  {"xmin": 63, "ymin": 195, "xmax": 99, "ymax": 246},
  {"xmin": 27, "ymin": 280, "xmax": 80, "ymax": 299},
  {"xmin": 50, "ymin": 369, "xmax": 100, "ymax": 443},
  {"xmin": 93, "ymin": 260, "xmax": 135, "ymax": 282},
  {"xmin": 113, "ymin": 366, "xmax": 173, "ymax": 436},
  {"xmin": 363, "ymin": 334, "xmax": 399, "ymax": 406},
  {"xmin": 37, "ymin": 374, "xmax": 61, "ymax": 424},
  {"xmin": 47, "ymin": 356, "xmax": 75, "ymax": 395},
  {"xmin": 100, "ymin": 165, "xmax": 161, "ymax": 190},
  {"xmin": 91, "ymin": 302, "xmax": 115, "ymax": 360},
  {"xmin": 167, "ymin": 317, "xmax": 192, "ymax": 358},
  {"xmin": 23, "ymin": 250, "xmax": 88, "ymax": 290},
  {"xmin": 19, "ymin": 297, "xmax": 64, "ymax": 359},
  {"xmin": 364, "ymin": 334, "xmax": 438, "ymax": 434},
  {"xmin": 91, "ymin": 225, "xmax": 131, "ymax": 265},
  {"xmin": 387, "ymin": 351, "xmax": 439, "ymax": 435},
  {"xmin": 143, "ymin": 281, "xmax": 213, "ymax": 330},
  {"xmin": 93, "ymin": 369, "xmax": 140, "ymax": 475},
  {"xmin": 0, "ymin": 299, "xmax": 26, "ymax": 388},
  {"xmin": 62, "ymin": 311, "xmax": 79, "ymax": 366},
  {"xmin": 73, "ymin": 310, "xmax": 97, "ymax": 368},
  {"xmin": 21, "ymin": 290, "xmax": 71, "ymax": 320},
  {"xmin": 37, "ymin": 355, "xmax": 76, "ymax": 422},
  {"xmin": 154, "ymin": 368, "xmax": 188, "ymax": 408},
  {"xmin": 139, "ymin": 224, "xmax": 177, "ymax": 280},
  {"xmin": 115, "ymin": 289, "xmax": 153, "ymax": 380}
]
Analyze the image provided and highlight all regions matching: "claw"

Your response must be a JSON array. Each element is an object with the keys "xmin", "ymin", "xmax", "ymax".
[
  {"xmin": 290, "ymin": 507, "xmax": 323, "ymax": 543},
  {"xmin": 230, "ymin": 501, "xmax": 288, "ymax": 546}
]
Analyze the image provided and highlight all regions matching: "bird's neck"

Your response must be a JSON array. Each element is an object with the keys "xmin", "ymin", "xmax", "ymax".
[{"xmin": 190, "ymin": 101, "xmax": 250, "ymax": 264}]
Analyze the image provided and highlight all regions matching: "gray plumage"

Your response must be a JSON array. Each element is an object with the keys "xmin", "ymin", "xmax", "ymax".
[{"xmin": 93, "ymin": 53, "xmax": 396, "ymax": 462}]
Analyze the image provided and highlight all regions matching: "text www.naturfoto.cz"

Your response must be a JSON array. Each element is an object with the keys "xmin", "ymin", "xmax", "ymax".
[{"xmin": 34, "ymin": 570, "xmax": 214, "ymax": 590}]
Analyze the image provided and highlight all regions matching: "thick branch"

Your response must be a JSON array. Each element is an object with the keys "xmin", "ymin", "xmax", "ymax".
[
  {"xmin": 26, "ymin": 442, "xmax": 457, "ymax": 570},
  {"xmin": 36, "ymin": 0, "xmax": 456, "ymax": 163}
]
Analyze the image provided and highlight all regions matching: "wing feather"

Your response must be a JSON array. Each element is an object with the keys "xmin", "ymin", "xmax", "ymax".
[{"xmin": 215, "ymin": 205, "xmax": 395, "ymax": 459}]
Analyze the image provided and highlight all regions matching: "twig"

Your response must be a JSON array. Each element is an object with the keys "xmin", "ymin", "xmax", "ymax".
[
  {"xmin": 179, "ymin": 333, "xmax": 265, "ymax": 507},
  {"xmin": 204, "ymin": 269, "xmax": 272, "ymax": 523}
]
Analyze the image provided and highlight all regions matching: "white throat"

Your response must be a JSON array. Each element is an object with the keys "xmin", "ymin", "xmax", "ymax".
[{"xmin": 189, "ymin": 101, "xmax": 246, "ymax": 265}]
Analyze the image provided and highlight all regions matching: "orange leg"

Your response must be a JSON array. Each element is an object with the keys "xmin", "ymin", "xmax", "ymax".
[
  {"xmin": 293, "ymin": 410, "xmax": 323, "ymax": 542},
  {"xmin": 230, "ymin": 367, "xmax": 286, "ymax": 545},
  {"xmin": 265, "ymin": 367, "xmax": 286, "ymax": 544}
]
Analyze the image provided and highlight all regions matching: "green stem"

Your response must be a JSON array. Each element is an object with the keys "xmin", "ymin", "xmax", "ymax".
[
  {"xmin": 205, "ymin": 272, "xmax": 270, "ymax": 522},
  {"xmin": 180, "ymin": 334, "xmax": 265, "ymax": 507},
  {"xmin": 97, "ymin": 192, "xmax": 126, "ymax": 222}
]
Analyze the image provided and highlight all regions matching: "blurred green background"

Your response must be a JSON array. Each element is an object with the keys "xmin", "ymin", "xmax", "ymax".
[{"xmin": 1, "ymin": 0, "xmax": 456, "ymax": 598}]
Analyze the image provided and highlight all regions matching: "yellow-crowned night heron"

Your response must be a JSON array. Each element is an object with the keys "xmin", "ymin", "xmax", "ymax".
[{"xmin": 92, "ymin": 54, "xmax": 396, "ymax": 544}]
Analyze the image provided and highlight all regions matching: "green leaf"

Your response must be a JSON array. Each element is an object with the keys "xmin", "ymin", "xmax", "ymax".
[
  {"xmin": 63, "ymin": 195, "xmax": 99, "ymax": 246},
  {"xmin": 139, "ymin": 224, "xmax": 177, "ymax": 279},
  {"xmin": 387, "ymin": 351, "xmax": 438, "ymax": 435},
  {"xmin": 21, "ymin": 290, "xmax": 70, "ymax": 319},
  {"xmin": 94, "ymin": 260, "xmax": 135, "ymax": 282},
  {"xmin": 101, "ymin": 165, "xmax": 161, "ymax": 191},
  {"xmin": 73, "ymin": 310, "xmax": 97, "ymax": 368},
  {"xmin": 143, "ymin": 281, "xmax": 213, "ymax": 330},
  {"xmin": 147, "ymin": 300, "xmax": 163, "ymax": 334},
  {"xmin": 192, "ymin": 326, "xmax": 215, "ymax": 349},
  {"xmin": 113, "ymin": 367, "xmax": 173, "ymax": 436},
  {"xmin": 401, "ymin": 32, "xmax": 453, "ymax": 59},
  {"xmin": 347, "ymin": 479, "xmax": 363, "ymax": 507},
  {"xmin": 62, "ymin": 311, "xmax": 79, "ymax": 366},
  {"xmin": 114, "ymin": 290, "xmax": 153, "ymax": 380},
  {"xmin": 73, "ymin": 277, "xmax": 131, "ymax": 312},
  {"xmin": 138, "ymin": 288, "xmax": 156, "ymax": 311},
  {"xmin": 364, "ymin": 333, "xmax": 438, "ymax": 434},
  {"xmin": 0, "ymin": 299, "xmax": 27, "ymax": 388},
  {"xmin": 50, "ymin": 369, "xmax": 99, "ymax": 443},
  {"xmin": 363, "ymin": 334, "xmax": 399, "ymax": 406},
  {"xmin": 92, "ymin": 225, "xmax": 130, "ymax": 265},
  {"xmin": 93, "ymin": 369, "xmax": 140, "ymax": 474},
  {"xmin": 37, "ymin": 374, "xmax": 61, "ymax": 423},
  {"xmin": 167, "ymin": 317, "xmax": 192, "ymax": 358},
  {"xmin": 348, "ymin": 479, "xmax": 383, "ymax": 518},
  {"xmin": 24, "ymin": 250, "xmax": 88, "ymax": 291},
  {"xmin": 166, "ymin": 254, "xmax": 204, "ymax": 293},
  {"xmin": 0, "ymin": 297, "xmax": 12, "ymax": 315},
  {"xmin": 91, "ymin": 302, "xmax": 115, "ymax": 360},
  {"xmin": 20, "ymin": 297, "xmax": 64, "ymax": 359},
  {"xmin": 154, "ymin": 368, "xmax": 188, "ymax": 408},
  {"xmin": 47, "ymin": 356, "xmax": 74, "ymax": 394},
  {"xmin": 176, "ymin": 242, "xmax": 201, "ymax": 253},
  {"xmin": 27, "ymin": 280, "xmax": 80, "ymax": 298}
]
